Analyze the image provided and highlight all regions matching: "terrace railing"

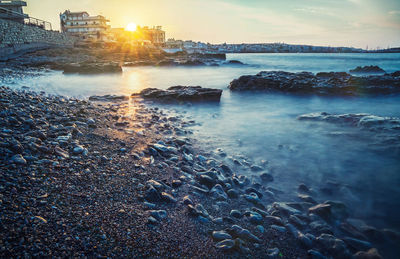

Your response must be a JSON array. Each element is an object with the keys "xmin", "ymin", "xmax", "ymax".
[{"xmin": 0, "ymin": 6, "xmax": 52, "ymax": 30}]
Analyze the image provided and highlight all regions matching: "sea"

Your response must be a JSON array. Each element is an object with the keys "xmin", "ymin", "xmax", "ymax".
[{"xmin": 3, "ymin": 53, "xmax": 400, "ymax": 233}]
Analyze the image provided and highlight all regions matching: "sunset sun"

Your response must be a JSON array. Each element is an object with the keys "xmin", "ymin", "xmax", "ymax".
[{"xmin": 125, "ymin": 22, "xmax": 137, "ymax": 32}]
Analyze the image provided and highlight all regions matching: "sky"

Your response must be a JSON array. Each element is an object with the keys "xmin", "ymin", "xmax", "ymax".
[{"xmin": 25, "ymin": 0, "xmax": 400, "ymax": 49}]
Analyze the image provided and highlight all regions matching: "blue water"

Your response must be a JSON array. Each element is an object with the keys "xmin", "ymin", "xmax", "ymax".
[{"xmin": 3, "ymin": 53, "xmax": 400, "ymax": 231}]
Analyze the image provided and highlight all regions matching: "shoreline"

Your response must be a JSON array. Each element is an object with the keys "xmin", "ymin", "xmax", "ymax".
[{"xmin": 1, "ymin": 86, "xmax": 399, "ymax": 258}]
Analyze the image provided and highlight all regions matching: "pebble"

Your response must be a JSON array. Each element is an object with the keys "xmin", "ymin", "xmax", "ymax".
[
  {"xmin": 10, "ymin": 154, "xmax": 27, "ymax": 165},
  {"xmin": 212, "ymin": 231, "xmax": 232, "ymax": 241}
]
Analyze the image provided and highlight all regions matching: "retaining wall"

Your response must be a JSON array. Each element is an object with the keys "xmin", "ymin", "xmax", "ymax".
[{"xmin": 0, "ymin": 18, "xmax": 75, "ymax": 61}]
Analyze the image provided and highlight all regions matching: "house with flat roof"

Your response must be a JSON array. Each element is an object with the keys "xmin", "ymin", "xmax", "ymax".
[{"xmin": 60, "ymin": 10, "xmax": 110, "ymax": 41}]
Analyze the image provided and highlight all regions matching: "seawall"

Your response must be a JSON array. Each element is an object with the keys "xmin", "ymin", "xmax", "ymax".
[{"xmin": 0, "ymin": 18, "xmax": 75, "ymax": 61}]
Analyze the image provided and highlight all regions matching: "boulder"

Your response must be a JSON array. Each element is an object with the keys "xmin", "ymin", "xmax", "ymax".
[
  {"xmin": 62, "ymin": 63, "xmax": 122, "ymax": 74},
  {"xmin": 133, "ymin": 86, "xmax": 223, "ymax": 102},
  {"xmin": 228, "ymin": 71, "xmax": 400, "ymax": 95},
  {"xmin": 349, "ymin": 66, "xmax": 385, "ymax": 74}
]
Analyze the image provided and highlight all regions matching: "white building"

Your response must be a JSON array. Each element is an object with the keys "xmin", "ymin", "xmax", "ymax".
[{"xmin": 60, "ymin": 10, "xmax": 110, "ymax": 40}]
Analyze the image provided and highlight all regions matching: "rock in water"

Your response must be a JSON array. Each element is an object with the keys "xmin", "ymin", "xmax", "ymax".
[
  {"xmin": 62, "ymin": 63, "xmax": 122, "ymax": 74},
  {"xmin": 228, "ymin": 71, "xmax": 400, "ymax": 95},
  {"xmin": 132, "ymin": 86, "xmax": 223, "ymax": 102},
  {"xmin": 349, "ymin": 66, "xmax": 386, "ymax": 74}
]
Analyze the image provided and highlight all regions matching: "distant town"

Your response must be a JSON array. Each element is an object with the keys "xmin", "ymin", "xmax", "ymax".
[{"xmin": 1, "ymin": 0, "xmax": 399, "ymax": 54}]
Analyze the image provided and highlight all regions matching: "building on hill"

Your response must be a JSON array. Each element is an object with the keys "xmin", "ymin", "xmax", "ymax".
[
  {"xmin": 0, "ymin": 0, "xmax": 28, "ymax": 23},
  {"xmin": 60, "ymin": 10, "xmax": 110, "ymax": 41},
  {"xmin": 136, "ymin": 26, "xmax": 165, "ymax": 46}
]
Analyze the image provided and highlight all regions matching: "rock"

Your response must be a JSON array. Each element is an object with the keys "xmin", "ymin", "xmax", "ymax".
[
  {"xmin": 62, "ymin": 63, "xmax": 122, "ymax": 74},
  {"xmin": 243, "ymin": 192, "xmax": 261, "ymax": 204},
  {"xmin": 267, "ymin": 247, "xmax": 280, "ymax": 258},
  {"xmin": 250, "ymin": 165, "xmax": 263, "ymax": 172},
  {"xmin": 260, "ymin": 172, "xmax": 274, "ymax": 182},
  {"xmin": 309, "ymin": 203, "xmax": 332, "ymax": 221},
  {"xmin": 171, "ymin": 180, "xmax": 182, "ymax": 188},
  {"xmin": 353, "ymin": 248, "xmax": 383, "ymax": 259},
  {"xmin": 272, "ymin": 202, "xmax": 302, "ymax": 216},
  {"xmin": 298, "ymin": 183, "xmax": 311, "ymax": 193},
  {"xmin": 145, "ymin": 186, "xmax": 161, "ymax": 202},
  {"xmin": 215, "ymin": 239, "xmax": 235, "ymax": 251},
  {"xmin": 10, "ymin": 154, "xmax": 27, "ymax": 165},
  {"xmin": 227, "ymin": 189, "xmax": 239, "ymax": 199},
  {"xmin": 316, "ymin": 234, "xmax": 351, "ymax": 258},
  {"xmin": 149, "ymin": 210, "xmax": 167, "ymax": 221},
  {"xmin": 324, "ymin": 200, "xmax": 349, "ymax": 220},
  {"xmin": 308, "ymin": 249, "xmax": 327, "ymax": 259},
  {"xmin": 197, "ymin": 175, "xmax": 215, "ymax": 189},
  {"xmin": 89, "ymin": 95, "xmax": 129, "ymax": 102},
  {"xmin": 248, "ymin": 211, "xmax": 263, "ymax": 224},
  {"xmin": 228, "ymin": 71, "xmax": 400, "ymax": 95},
  {"xmin": 349, "ymin": 66, "xmax": 385, "ymax": 74},
  {"xmin": 210, "ymin": 184, "xmax": 228, "ymax": 200},
  {"xmin": 72, "ymin": 145, "xmax": 85, "ymax": 154},
  {"xmin": 224, "ymin": 60, "xmax": 245, "ymax": 65},
  {"xmin": 230, "ymin": 225, "xmax": 262, "ymax": 243},
  {"xmin": 182, "ymin": 195, "xmax": 193, "ymax": 205},
  {"xmin": 256, "ymin": 225, "xmax": 265, "ymax": 233},
  {"xmin": 187, "ymin": 204, "xmax": 209, "ymax": 218},
  {"xmin": 161, "ymin": 192, "xmax": 177, "ymax": 203},
  {"xmin": 343, "ymin": 237, "xmax": 372, "ymax": 251},
  {"xmin": 54, "ymin": 147, "xmax": 69, "ymax": 159},
  {"xmin": 230, "ymin": 210, "xmax": 242, "ymax": 218},
  {"xmin": 133, "ymin": 86, "xmax": 223, "ymax": 102},
  {"xmin": 212, "ymin": 231, "xmax": 232, "ymax": 241}
]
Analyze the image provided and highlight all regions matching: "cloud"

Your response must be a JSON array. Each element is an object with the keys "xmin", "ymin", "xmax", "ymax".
[{"xmin": 388, "ymin": 10, "xmax": 400, "ymax": 16}]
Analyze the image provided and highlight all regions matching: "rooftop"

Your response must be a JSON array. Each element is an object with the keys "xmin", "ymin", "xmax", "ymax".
[{"xmin": 0, "ymin": 0, "xmax": 26, "ymax": 6}]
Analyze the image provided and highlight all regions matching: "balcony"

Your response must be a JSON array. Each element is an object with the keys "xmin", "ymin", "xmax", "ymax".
[{"xmin": 0, "ymin": 0, "xmax": 27, "ymax": 7}]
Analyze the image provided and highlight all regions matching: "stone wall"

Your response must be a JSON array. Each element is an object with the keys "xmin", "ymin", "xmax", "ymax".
[{"xmin": 0, "ymin": 18, "xmax": 75, "ymax": 60}]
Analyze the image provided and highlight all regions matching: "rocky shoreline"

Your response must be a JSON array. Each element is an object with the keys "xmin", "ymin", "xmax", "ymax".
[
  {"xmin": 229, "ymin": 70, "xmax": 400, "ymax": 95},
  {"xmin": 1, "ymin": 86, "xmax": 399, "ymax": 258}
]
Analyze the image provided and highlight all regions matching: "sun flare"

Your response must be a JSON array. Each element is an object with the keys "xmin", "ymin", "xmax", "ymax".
[{"xmin": 125, "ymin": 22, "xmax": 137, "ymax": 32}]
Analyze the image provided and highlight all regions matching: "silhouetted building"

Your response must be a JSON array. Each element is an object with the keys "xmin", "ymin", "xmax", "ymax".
[
  {"xmin": 0, "ymin": 0, "xmax": 28, "ymax": 23},
  {"xmin": 137, "ymin": 26, "xmax": 165, "ymax": 46},
  {"xmin": 60, "ymin": 10, "xmax": 110, "ymax": 40}
]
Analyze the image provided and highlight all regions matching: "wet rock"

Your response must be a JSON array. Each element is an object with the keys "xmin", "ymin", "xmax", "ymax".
[
  {"xmin": 145, "ymin": 186, "xmax": 161, "ymax": 202},
  {"xmin": 149, "ymin": 210, "xmax": 167, "ymax": 221},
  {"xmin": 309, "ymin": 203, "xmax": 332, "ymax": 221},
  {"xmin": 342, "ymin": 237, "xmax": 372, "ymax": 251},
  {"xmin": 260, "ymin": 172, "xmax": 274, "ymax": 182},
  {"xmin": 182, "ymin": 195, "xmax": 193, "ymax": 205},
  {"xmin": 212, "ymin": 231, "xmax": 232, "ymax": 241},
  {"xmin": 349, "ymin": 66, "xmax": 385, "ymax": 74},
  {"xmin": 133, "ymin": 86, "xmax": 223, "ymax": 102},
  {"xmin": 227, "ymin": 189, "xmax": 239, "ymax": 199},
  {"xmin": 243, "ymin": 192, "xmax": 261, "ymax": 204},
  {"xmin": 250, "ymin": 165, "xmax": 263, "ymax": 172},
  {"xmin": 316, "ymin": 234, "xmax": 351, "ymax": 258},
  {"xmin": 298, "ymin": 194, "xmax": 317, "ymax": 204},
  {"xmin": 224, "ymin": 60, "xmax": 245, "ymax": 65},
  {"xmin": 215, "ymin": 239, "xmax": 235, "ymax": 251},
  {"xmin": 267, "ymin": 247, "xmax": 280, "ymax": 258},
  {"xmin": 10, "ymin": 154, "xmax": 27, "ymax": 165},
  {"xmin": 88, "ymin": 95, "xmax": 129, "ymax": 102},
  {"xmin": 187, "ymin": 204, "xmax": 209, "ymax": 218},
  {"xmin": 171, "ymin": 180, "xmax": 182, "ymax": 188},
  {"xmin": 272, "ymin": 202, "xmax": 302, "ymax": 216},
  {"xmin": 210, "ymin": 184, "xmax": 228, "ymax": 200},
  {"xmin": 230, "ymin": 210, "xmax": 242, "ymax": 218},
  {"xmin": 62, "ymin": 63, "xmax": 122, "ymax": 74},
  {"xmin": 161, "ymin": 192, "xmax": 177, "ymax": 203},
  {"xmin": 229, "ymin": 70, "xmax": 400, "ymax": 95},
  {"xmin": 308, "ymin": 249, "xmax": 327, "ymax": 259},
  {"xmin": 247, "ymin": 211, "xmax": 263, "ymax": 224},
  {"xmin": 230, "ymin": 225, "xmax": 262, "ymax": 243},
  {"xmin": 353, "ymin": 248, "xmax": 383, "ymax": 259},
  {"xmin": 298, "ymin": 183, "xmax": 311, "ymax": 193}
]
